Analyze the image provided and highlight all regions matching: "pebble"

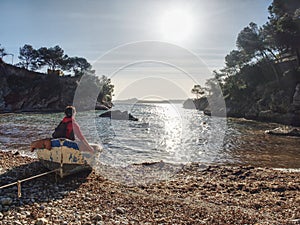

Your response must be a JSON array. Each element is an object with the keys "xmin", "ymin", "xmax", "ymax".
[
  {"xmin": 1, "ymin": 197, "xmax": 13, "ymax": 205},
  {"xmin": 35, "ymin": 218, "xmax": 48, "ymax": 225},
  {"xmin": 115, "ymin": 207, "xmax": 126, "ymax": 214},
  {"xmin": 13, "ymin": 220, "xmax": 22, "ymax": 225},
  {"xmin": 92, "ymin": 214, "xmax": 103, "ymax": 221},
  {"xmin": 290, "ymin": 219, "xmax": 300, "ymax": 224},
  {"xmin": 0, "ymin": 152, "xmax": 299, "ymax": 224},
  {"xmin": 24, "ymin": 211, "xmax": 31, "ymax": 217}
]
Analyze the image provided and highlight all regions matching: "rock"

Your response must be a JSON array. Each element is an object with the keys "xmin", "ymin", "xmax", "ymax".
[
  {"xmin": 95, "ymin": 104, "xmax": 110, "ymax": 110},
  {"xmin": 244, "ymin": 105, "xmax": 259, "ymax": 118},
  {"xmin": 203, "ymin": 108, "xmax": 211, "ymax": 116},
  {"xmin": 115, "ymin": 207, "xmax": 126, "ymax": 214},
  {"xmin": 99, "ymin": 110, "xmax": 138, "ymax": 121},
  {"xmin": 183, "ymin": 98, "xmax": 196, "ymax": 109},
  {"xmin": 13, "ymin": 220, "xmax": 22, "ymax": 225},
  {"xmin": 1, "ymin": 197, "xmax": 12, "ymax": 206},
  {"xmin": 265, "ymin": 127, "xmax": 300, "ymax": 137},
  {"xmin": 292, "ymin": 83, "xmax": 300, "ymax": 108},
  {"xmin": 24, "ymin": 211, "xmax": 31, "ymax": 217},
  {"xmin": 0, "ymin": 212, "xmax": 3, "ymax": 220},
  {"xmin": 290, "ymin": 219, "xmax": 300, "ymax": 224},
  {"xmin": 203, "ymin": 106, "xmax": 226, "ymax": 117},
  {"xmin": 194, "ymin": 97, "xmax": 209, "ymax": 110},
  {"xmin": 92, "ymin": 214, "xmax": 103, "ymax": 221},
  {"xmin": 258, "ymin": 110, "xmax": 274, "ymax": 121},
  {"xmin": 35, "ymin": 218, "xmax": 48, "ymax": 225},
  {"xmin": 183, "ymin": 98, "xmax": 209, "ymax": 110}
]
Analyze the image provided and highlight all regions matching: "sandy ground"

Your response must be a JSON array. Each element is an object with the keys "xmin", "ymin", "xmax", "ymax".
[{"xmin": 0, "ymin": 151, "xmax": 299, "ymax": 225}]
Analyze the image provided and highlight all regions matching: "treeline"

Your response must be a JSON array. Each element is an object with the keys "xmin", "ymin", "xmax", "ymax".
[
  {"xmin": 1, "ymin": 44, "xmax": 92, "ymax": 76},
  {"xmin": 0, "ymin": 43, "xmax": 114, "ymax": 105},
  {"xmin": 214, "ymin": 0, "xmax": 300, "ymax": 96},
  {"xmin": 188, "ymin": 0, "xmax": 300, "ymax": 125}
]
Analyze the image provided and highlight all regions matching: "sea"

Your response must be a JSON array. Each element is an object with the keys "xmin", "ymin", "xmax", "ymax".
[{"xmin": 0, "ymin": 103, "xmax": 300, "ymax": 169}]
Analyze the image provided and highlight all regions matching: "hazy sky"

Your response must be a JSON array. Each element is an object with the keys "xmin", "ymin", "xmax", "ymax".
[{"xmin": 1, "ymin": 0, "xmax": 272, "ymax": 100}]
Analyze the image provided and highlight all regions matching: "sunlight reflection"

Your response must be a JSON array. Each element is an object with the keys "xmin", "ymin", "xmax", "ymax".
[{"xmin": 160, "ymin": 104, "xmax": 182, "ymax": 154}]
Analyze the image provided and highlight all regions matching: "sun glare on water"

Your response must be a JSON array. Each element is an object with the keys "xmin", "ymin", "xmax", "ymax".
[{"xmin": 160, "ymin": 8, "xmax": 194, "ymax": 43}]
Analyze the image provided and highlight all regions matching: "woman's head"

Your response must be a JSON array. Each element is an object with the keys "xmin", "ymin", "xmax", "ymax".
[{"xmin": 64, "ymin": 106, "xmax": 76, "ymax": 118}]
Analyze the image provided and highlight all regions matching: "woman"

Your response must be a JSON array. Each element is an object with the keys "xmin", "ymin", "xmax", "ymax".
[{"xmin": 53, "ymin": 106, "xmax": 94, "ymax": 153}]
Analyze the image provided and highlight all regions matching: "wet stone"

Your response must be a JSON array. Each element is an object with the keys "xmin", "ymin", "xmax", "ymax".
[
  {"xmin": 1, "ymin": 197, "xmax": 13, "ymax": 205},
  {"xmin": 92, "ymin": 214, "xmax": 103, "ymax": 221},
  {"xmin": 35, "ymin": 217, "xmax": 48, "ymax": 225},
  {"xmin": 115, "ymin": 207, "xmax": 126, "ymax": 214}
]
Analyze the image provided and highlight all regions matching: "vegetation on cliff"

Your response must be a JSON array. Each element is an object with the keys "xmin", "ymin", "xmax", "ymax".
[
  {"xmin": 0, "ymin": 44, "xmax": 114, "ymax": 112},
  {"xmin": 189, "ymin": 0, "xmax": 300, "ymax": 126}
]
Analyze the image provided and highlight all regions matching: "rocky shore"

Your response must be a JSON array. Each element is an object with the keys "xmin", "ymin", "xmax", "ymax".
[{"xmin": 0, "ymin": 151, "xmax": 299, "ymax": 225}]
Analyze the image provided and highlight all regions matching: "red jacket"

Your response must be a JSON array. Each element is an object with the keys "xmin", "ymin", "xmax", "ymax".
[{"xmin": 62, "ymin": 117, "xmax": 85, "ymax": 141}]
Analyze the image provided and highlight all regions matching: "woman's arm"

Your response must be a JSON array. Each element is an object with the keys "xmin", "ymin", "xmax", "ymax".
[{"xmin": 73, "ymin": 122, "xmax": 94, "ymax": 153}]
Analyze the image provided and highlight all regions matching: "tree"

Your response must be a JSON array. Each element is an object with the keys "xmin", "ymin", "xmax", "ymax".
[
  {"xmin": 225, "ymin": 50, "xmax": 252, "ymax": 73},
  {"xmin": 237, "ymin": 22, "xmax": 280, "ymax": 81},
  {"xmin": 75, "ymin": 72, "xmax": 114, "ymax": 108},
  {"xmin": 0, "ymin": 44, "xmax": 6, "ymax": 58},
  {"xmin": 191, "ymin": 84, "xmax": 205, "ymax": 99},
  {"xmin": 38, "ymin": 45, "xmax": 65, "ymax": 71},
  {"xmin": 63, "ymin": 56, "xmax": 92, "ymax": 76},
  {"xmin": 205, "ymin": 78, "xmax": 220, "ymax": 96},
  {"xmin": 267, "ymin": 0, "xmax": 300, "ymax": 65},
  {"xmin": 98, "ymin": 75, "xmax": 114, "ymax": 102},
  {"xmin": 17, "ymin": 44, "xmax": 39, "ymax": 70},
  {"xmin": 237, "ymin": 23, "xmax": 266, "ymax": 59}
]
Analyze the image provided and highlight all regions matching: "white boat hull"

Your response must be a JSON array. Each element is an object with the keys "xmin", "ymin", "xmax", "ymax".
[{"xmin": 36, "ymin": 139, "xmax": 92, "ymax": 178}]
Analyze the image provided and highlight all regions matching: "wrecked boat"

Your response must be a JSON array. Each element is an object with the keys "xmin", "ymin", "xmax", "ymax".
[{"xmin": 36, "ymin": 139, "xmax": 92, "ymax": 178}]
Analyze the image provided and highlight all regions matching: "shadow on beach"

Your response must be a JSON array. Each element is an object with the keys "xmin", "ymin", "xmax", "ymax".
[{"xmin": 0, "ymin": 160, "xmax": 91, "ymax": 210}]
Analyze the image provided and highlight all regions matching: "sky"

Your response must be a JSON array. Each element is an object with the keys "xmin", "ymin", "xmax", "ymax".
[{"xmin": 0, "ymin": 0, "xmax": 272, "ymax": 100}]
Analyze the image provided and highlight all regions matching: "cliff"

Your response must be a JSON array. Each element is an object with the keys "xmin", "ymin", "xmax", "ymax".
[
  {"xmin": 183, "ymin": 97, "xmax": 208, "ymax": 110},
  {"xmin": 225, "ymin": 69, "xmax": 300, "ymax": 126},
  {"xmin": 0, "ymin": 60, "xmax": 104, "ymax": 112},
  {"xmin": 183, "ymin": 69, "xmax": 300, "ymax": 126}
]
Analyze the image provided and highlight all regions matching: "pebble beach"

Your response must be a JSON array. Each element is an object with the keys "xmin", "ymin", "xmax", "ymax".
[{"xmin": 0, "ymin": 151, "xmax": 299, "ymax": 225}]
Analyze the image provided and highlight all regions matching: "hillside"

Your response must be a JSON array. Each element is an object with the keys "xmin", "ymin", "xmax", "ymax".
[
  {"xmin": 197, "ymin": 0, "xmax": 300, "ymax": 127},
  {"xmin": 0, "ymin": 60, "xmax": 106, "ymax": 112},
  {"xmin": 225, "ymin": 68, "xmax": 300, "ymax": 126}
]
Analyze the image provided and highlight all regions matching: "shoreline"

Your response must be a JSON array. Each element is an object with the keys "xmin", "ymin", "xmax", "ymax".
[
  {"xmin": 0, "ymin": 151, "xmax": 299, "ymax": 224},
  {"xmin": 4, "ymin": 148, "xmax": 300, "ymax": 171}
]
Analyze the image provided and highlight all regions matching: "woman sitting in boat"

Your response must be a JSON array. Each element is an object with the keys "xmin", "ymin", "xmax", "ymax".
[{"xmin": 52, "ymin": 106, "xmax": 94, "ymax": 153}]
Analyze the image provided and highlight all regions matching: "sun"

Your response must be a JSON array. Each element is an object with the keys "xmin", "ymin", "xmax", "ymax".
[{"xmin": 160, "ymin": 9, "xmax": 194, "ymax": 43}]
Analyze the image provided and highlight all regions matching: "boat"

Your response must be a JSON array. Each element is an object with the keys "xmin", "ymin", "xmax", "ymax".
[{"xmin": 36, "ymin": 139, "xmax": 93, "ymax": 178}]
